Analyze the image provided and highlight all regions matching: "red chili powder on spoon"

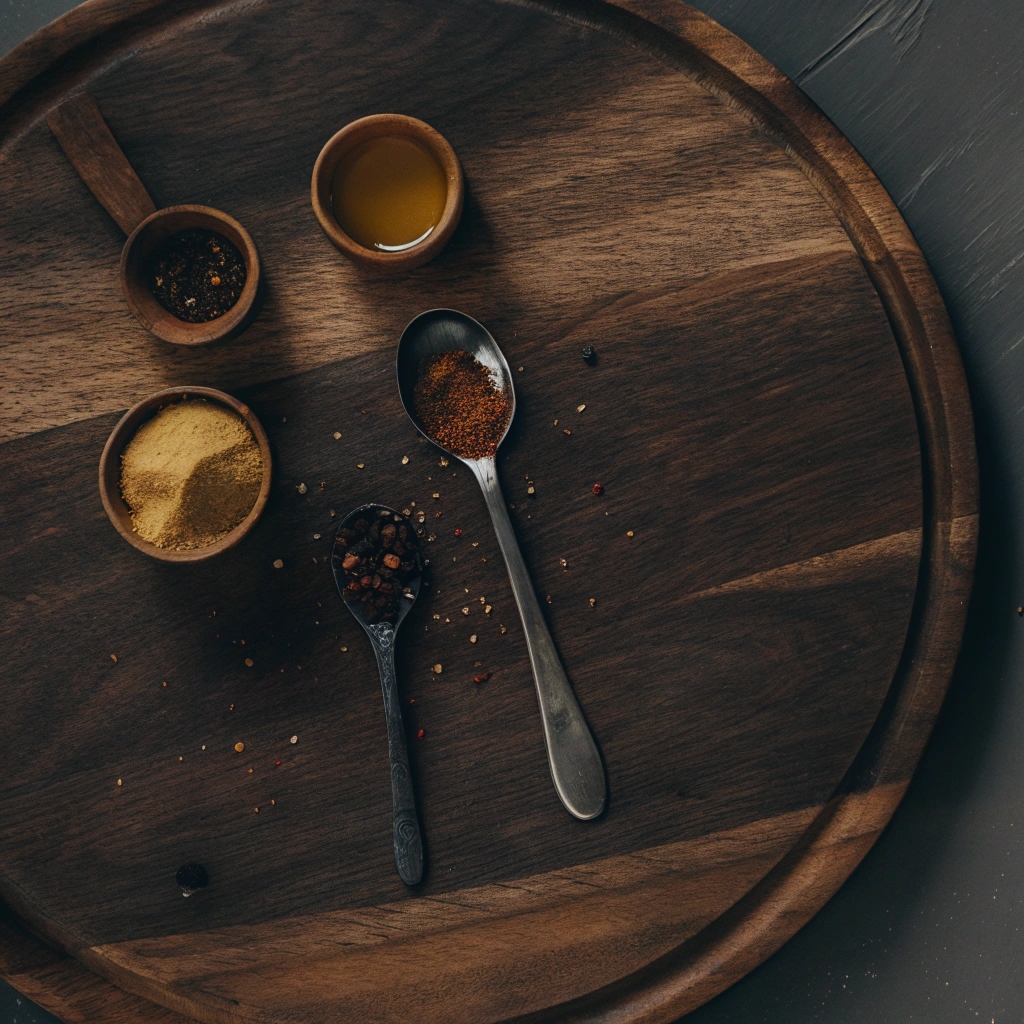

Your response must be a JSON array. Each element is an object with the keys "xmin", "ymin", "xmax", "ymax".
[{"xmin": 412, "ymin": 350, "xmax": 511, "ymax": 459}]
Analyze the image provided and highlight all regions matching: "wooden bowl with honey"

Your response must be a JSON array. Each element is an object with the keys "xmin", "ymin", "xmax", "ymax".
[{"xmin": 311, "ymin": 114, "xmax": 464, "ymax": 274}]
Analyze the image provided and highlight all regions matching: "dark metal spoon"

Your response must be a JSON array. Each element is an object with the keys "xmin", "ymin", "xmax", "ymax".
[
  {"xmin": 332, "ymin": 503, "xmax": 424, "ymax": 885},
  {"xmin": 397, "ymin": 309, "xmax": 606, "ymax": 821}
]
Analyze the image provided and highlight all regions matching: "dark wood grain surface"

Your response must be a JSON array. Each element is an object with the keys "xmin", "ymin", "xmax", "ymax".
[{"xmin": 0, "ymin": 0, "xmax": 976, "ymax": 1022}]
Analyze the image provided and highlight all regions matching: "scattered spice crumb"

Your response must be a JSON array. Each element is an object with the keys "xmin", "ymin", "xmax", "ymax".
[
  {"xmin": 500, "ymin": 624, "xmax": 507, "ymax": 634},
  {"xmin": 341, "ymin": 646, "xmax": 348, "ymax": 652},
  {"xmin": 559, "ymin": 558, "xmax": 568, "ymax": 568},
  {"xmin": 297, "ymin": 482, "xmax": 307, "ymax": 494},
  {"xmin": 275, "ymin": 759, "xmax": 281, "ymax": 766},
  {"xmin": 485, "ymin": 605, "xmax": 492, "ymax": 615},
  {"xmin": 313, "ymin": 533, "xmax": 321, "ymax": 539},
  {"xmin": 433, "ymin": 663, "xmax": 443, "ymax": 674},
  {"xmin": 627, "ymin": 530, "xmax": 634, "ymax": 538},
  {"xmin": 577, "ymin": 404, "xmax": 586, "ymax": 413},
  {"xmin": 432, "ymin": 492, "xmax": 440, "ymax": 499},
  {"xmin": 333, "ymin": 431, "xmax": 342, "ymax": 440},
  {"xmin": 462, "ymin": 606, "xmax": 470, "ymax": 616},
  {"xmin": 589, "ymin": 597, "xmax": 596, "ymax": 607},
  {"xmin": 234, "ymin": 742, "xmax": 245, "ymax": 753},
  {"xmin": 563, "ymin": 429, "xmax": 572, "ymax": 436},
  {"xmin": 357, "ymin": 463, "xmax": 365, "ymax": 470},
  {"xmin": 402, "ymin": 455, "xmax": 410, "ymax": 465},
  {"xmin": 546, "ymin": 595, "xmax": 553, "ymax": 604},
  {"xmin": 474, "ymin": 672, "xmax": 491, "ymax": 684},
  {"xmin": 117, "ymin": 779, "xmax": 122, "ymax": 786},
  {"xmin": 162, "ymin": 681, "xmax": 168, "ymax": 688},
  {"xmin": 273, "ymin": 558, "xmax": 284, "ymax": 569},
  {"xmin": 454, "ymin": 528, "xmax": 463, "ymax": 537},
  {"xmin": 470, "ymin": 634, "xmax": 477, "ymax": 643},
  {"xmin": 1018, "ymin": 606, "xmax": 1023, "ymax": 617},
  {"xmin": 417, "ymin": 729, "xmax": 425, "ymax": 739},
  {"xmin": 202, "ymin": 745, "xmax": 206, "ymax": 750},
  {"xmin": 592, "ymin": 483, "xmax": 604, "ymax": 495},
  {"xmin": 247, "ymin": 768, "xmax": 253, "ymax": 774},
  {"xmin": 245, "ymin": 658, "xmax": 253, "ymax": 667},
  {"xmin": 518, "ymin": 366, "xmax": 524, "ymax": 372},
  {"xmin": 271, "ymin": 799, "xmax": 275, "ymax": 806},
  {"xmin": 553, "ymin": 419, "xmax": 559, "ymax": 426},
  {"xmin": 440, "ymin": 458, "xmax": 449, "ymax": 467},
  {"xmin": 290, "ymin": 735, "xmax": 298, "ymax": 744},
  {"xmin": 110, "ymin": 654, "xmax": 118, "ymax": 663}
]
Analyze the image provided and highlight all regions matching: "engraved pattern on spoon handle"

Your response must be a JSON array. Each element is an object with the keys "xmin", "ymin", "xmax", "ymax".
[
  {"xmin": 469, "ymin": 459, "xmax": 606, "ymax": 820},
  {"xmin": 369, "ymin": 625, "xmax": 424, "ymax": 885}
]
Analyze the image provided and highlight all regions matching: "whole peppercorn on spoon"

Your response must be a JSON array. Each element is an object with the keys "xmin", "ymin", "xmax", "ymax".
[
  {"xmin": 332, "ymin": 504, "xmax": 425, "ymax": 885},
  {"xmin": 397, "ymin": 309, "xmax": 606, "ymax": 821}
]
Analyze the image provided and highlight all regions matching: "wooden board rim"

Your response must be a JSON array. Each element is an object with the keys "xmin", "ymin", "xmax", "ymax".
[{"xmin": 0, "ymin": 1, "xmax": 979, "ymax": 1022}]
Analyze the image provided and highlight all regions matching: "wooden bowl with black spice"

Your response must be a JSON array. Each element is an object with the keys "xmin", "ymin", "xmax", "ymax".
[
  {"xmin": 47, "ymin": 92, "xmax": 261, "ymax": 346},
  {"xmin": 120, "ymin": 206, "xmax": 261, "ymax": 347},
  {"xmin": 98, "ymin": 386, "xmax": 272, "ymax": 563}
]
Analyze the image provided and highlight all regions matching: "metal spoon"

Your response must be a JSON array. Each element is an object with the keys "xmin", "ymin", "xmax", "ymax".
[
  {"xmin": 332, "ymin": 504, "xmax": 424, "ymax": 885},
  {"xmin": 397, "ymin": 309, "xmax": 606, "ymax": 820}
]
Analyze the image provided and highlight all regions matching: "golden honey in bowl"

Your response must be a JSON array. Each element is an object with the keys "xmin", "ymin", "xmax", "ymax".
[{"xmin": 331, "ymin": 136, "xmax": 447, "ymax": 252}]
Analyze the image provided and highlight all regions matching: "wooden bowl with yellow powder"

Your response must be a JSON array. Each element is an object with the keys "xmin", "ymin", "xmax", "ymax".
[{"xmin": 99, "ymin": 387, "xmax": 272, "ymax": 562}]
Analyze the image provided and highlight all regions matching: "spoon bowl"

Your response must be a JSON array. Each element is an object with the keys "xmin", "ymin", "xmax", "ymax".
[
  {"xmin": 397, "ymin": 308, "xmax": 515, "ymax": 455},
  {"xmin": 396, "ymin": 310, "xmax": 606, "ymax": 821},
  {"xmin": 332, "ymin": 504, "xmax": 425, "ymax": 885}
]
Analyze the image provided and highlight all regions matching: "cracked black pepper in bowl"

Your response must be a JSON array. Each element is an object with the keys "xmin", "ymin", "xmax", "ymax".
[
  {"xmin": 149, "ymin": 228, "xmax": 246, "ymax": 323},
  {"xmin": 333, "ymin": 509, "xmax": 422, "ymax": 624}
]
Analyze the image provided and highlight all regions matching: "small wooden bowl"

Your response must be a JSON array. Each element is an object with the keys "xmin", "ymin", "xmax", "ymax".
[
  {"xmin": 120, "ymin": 206, "xmax": 261, "ymax": 346},
  {"xmin": 311, "ymin": 114, "xmax": 464, "ymax": 274},
  {"xmin": 99, "ymin": 386, "xmax": 272, "ymax": 563}
]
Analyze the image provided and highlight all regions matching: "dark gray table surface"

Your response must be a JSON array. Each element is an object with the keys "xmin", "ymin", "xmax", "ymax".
[{"xmin": 2, "ymin": 1, "xmax": 1021, "ymax": 1021}]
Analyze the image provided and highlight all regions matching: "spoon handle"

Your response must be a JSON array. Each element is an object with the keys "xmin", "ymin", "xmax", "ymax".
[
  {"xmin": 469, "ymin": 459, "xmax": 606, "ymax": 820},
  {"xmin": 369, "ymin": 625, "xmax": 424, "ymax": 885},
  {"xmin": 47, "ymin": 93, "xmax": 157, "ymax": 236}
]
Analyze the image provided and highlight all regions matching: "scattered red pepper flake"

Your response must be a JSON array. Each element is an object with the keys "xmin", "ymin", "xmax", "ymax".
[
  {"xmin": 592, "ymin": 483, "xmax": 604, "ymax": 495},
  {"xmin": 473, "ymin": 672, "xmax": 491, "ymax": 684},
  {"xmin": 417, "ymin": 729, "xmax": 425, "ymax": 739},
  {"xmin": 454, "ymin": 528, "xmax": 463, "ymax": 537}
]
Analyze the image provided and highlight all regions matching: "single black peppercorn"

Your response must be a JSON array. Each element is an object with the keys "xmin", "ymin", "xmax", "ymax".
[
  {"xmin": 176, "ymin": 863, "xmax": 209, "ymax": 897},
  {"xmin": 582, "ymin": 345, "xmax": 596, "ymax": 364}
]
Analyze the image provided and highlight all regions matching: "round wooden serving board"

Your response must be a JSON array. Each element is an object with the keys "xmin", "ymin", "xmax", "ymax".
[{"xmin": 0, "ymin": 1, "xmax": 977, "ymax": 1022}]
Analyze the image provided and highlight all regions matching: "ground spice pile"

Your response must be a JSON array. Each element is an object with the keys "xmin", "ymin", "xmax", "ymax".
[
  {"xmin": 334, "ymin": 509, "xmax": 421, "ymax": 624},
  {"xmin": 412, "ymin": 350, "xmax": 511, "ymax": 459},
  {"xmin": 149, "ymin": 229, "xmax": 246, "ymax": 323},
  {"xmin": 120, "ymin": 399, "xmax": 263, "ymax": 550}
]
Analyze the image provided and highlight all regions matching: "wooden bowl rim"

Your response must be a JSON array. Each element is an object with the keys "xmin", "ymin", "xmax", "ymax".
[
  {"xmin": 310, "ymin": 113, "xmax": 464, "ymax": 273},
  {"xmin": 97, "ymin": 386, "xmax": 272, "ymax": 563},
  {"xmin": 119, "ymin": 205, "xmax": 261, "ymax": 347}
]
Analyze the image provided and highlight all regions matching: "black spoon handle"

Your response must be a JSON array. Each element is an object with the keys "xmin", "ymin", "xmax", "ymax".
[{"xmin": 369, "ymin": 624, "xmax": 423, "ymax": 885}]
